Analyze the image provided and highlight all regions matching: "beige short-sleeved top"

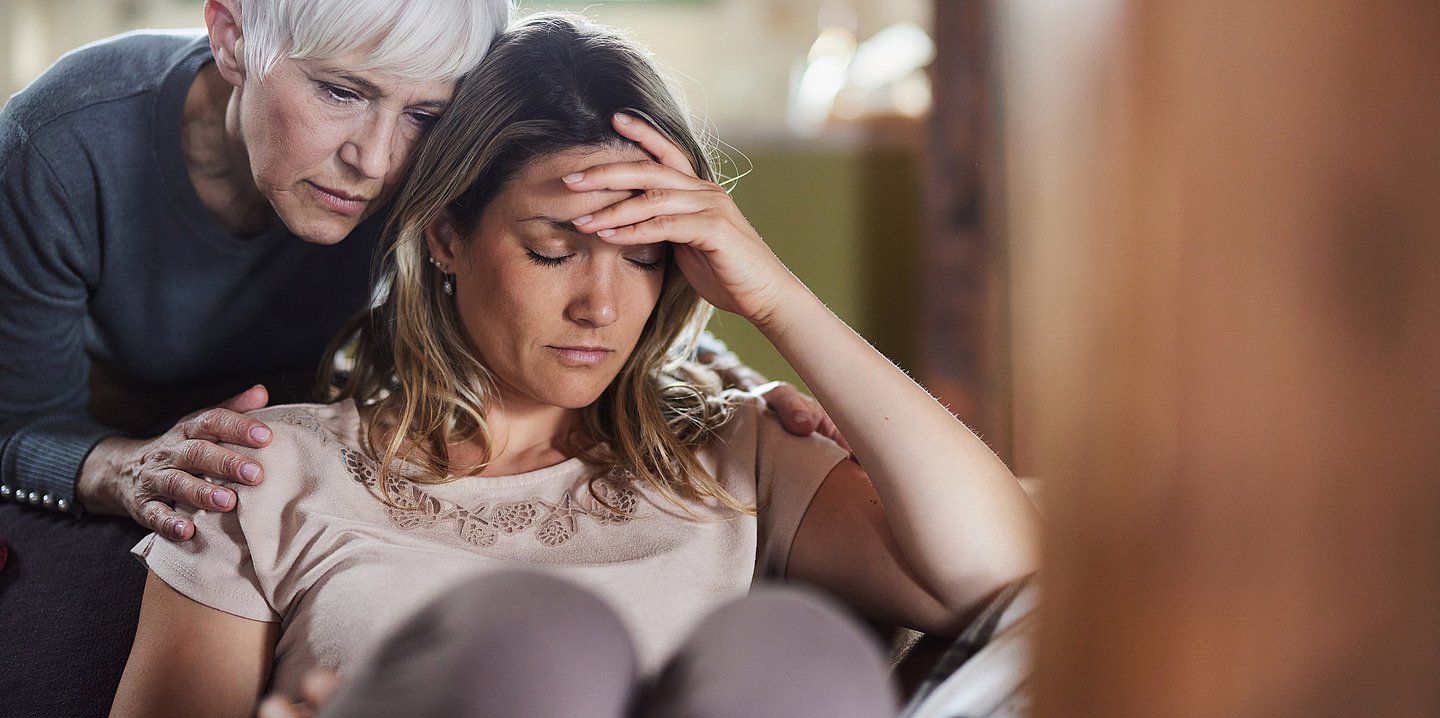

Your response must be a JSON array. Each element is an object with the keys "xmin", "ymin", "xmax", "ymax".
[{"xmin": 133, "ymin": 394, "xmax": 847, "ymax": 695}]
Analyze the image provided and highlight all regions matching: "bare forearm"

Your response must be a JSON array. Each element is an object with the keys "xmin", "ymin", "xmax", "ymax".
[{"xmin": 756, "ymin": 287, "xmax": 1040, "ymax": 610}]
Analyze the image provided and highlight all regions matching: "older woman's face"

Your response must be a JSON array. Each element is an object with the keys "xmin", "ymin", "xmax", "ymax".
[
  {"xmin": 236, "ymin": 48, "xmax": 454, "ymax": 245},
  {"xmin": 443, "ymin": 146, "xmax": 669, "ymax": 412}
]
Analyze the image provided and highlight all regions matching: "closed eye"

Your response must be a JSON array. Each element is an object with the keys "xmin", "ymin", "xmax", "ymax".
[
  {"xmin": 526, "ymin": 249, "xmax": 574, "ymax": 267},
  {"xmin": 627, "ymin": 256, "xmax": 664, "ymax": 271}
]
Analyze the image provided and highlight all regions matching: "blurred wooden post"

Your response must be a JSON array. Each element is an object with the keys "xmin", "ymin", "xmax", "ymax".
[
  {"xmin": 1003, "ymin": 1, "xmax": 1440, "ymax": 715},
  {"xmin": 922, "ymin": 0, "xmax": 1011, "ymax": 463}
]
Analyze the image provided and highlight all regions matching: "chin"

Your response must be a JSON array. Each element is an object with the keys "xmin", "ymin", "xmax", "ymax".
[
  {"xmin": 282, "ymin": 212, "xmax": 360, "ymax": 246},
  {"xmin": 537, "ymin": 382, "xmax": 612, "ymax": 411}
]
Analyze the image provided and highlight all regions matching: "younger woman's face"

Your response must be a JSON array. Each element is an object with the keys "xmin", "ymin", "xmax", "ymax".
[{"xmin": 436, "ymin": 146, "xmax": 669, "ymax": 412}]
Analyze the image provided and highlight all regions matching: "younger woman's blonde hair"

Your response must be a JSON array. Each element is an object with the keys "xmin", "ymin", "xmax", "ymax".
[{"xmin": 325, "ymin": 12, "xmax": 749, "ymax": 515}]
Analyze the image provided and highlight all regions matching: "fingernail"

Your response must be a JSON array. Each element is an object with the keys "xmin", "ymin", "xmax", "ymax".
[
  {"xmin": 213, "ymin": 489, "xmax": 235, "ymax": 509},
  {"xmin": 573, "ymin": 214, "xmax": 593, "ymax": 225},
  {"xmin": 172, "ymin": 520, "xmax": 188, "ymax": 538},
  {"xmin": 562, "ymin": 172, "xmax": 585, "ymax": 183},
  {"xmin": 614, "ymin": 112, "xmax": 631, "ymax": 125},
  {"xmin": 240, "ymin": 462, "xmax": 261, "ymax": 483},
  {"xmin": 791, "ymin": 412, "xmax": 810, "ymax": 426},
  {"xmin": 250, "ymin": 426, "xmax": 271, "ymax": 443},
  {"xmin": 597, "ymin": 229, "xmax": 616, "ymax": 238}
]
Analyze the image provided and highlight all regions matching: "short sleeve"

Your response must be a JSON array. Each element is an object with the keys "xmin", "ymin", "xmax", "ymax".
[
  {"xmin": 126, "ymin": 405, "xmax": 335, "ymax": 623},
  {"xmin": 739, "ymin": 398, "xmax": 851, "ymax": 578},
  {"xmin": 132, "ymin": 497, "xmax": 278, "ymax": 622}
]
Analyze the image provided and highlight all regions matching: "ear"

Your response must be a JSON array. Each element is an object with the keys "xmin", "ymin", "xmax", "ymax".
[
  {"xmin": 204, "ymin": 0, "xmax": 247, "ymax": 86},
  {"xmin": 424, "ymin": 215, "xmax": 464, "ymax": 272}
]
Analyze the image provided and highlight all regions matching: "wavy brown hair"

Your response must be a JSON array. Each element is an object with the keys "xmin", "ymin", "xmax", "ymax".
[{"xmin": 323, "ymin": 12, "xmax": 749, "ymax": 515}]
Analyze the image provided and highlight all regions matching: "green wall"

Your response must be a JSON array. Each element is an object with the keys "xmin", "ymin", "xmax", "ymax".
[{"xmin": 714, "ymin": 145, "xmax": 923, "ymax": 393}]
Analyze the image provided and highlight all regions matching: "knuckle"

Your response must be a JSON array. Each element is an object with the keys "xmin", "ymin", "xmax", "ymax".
[
  {"xmin": 194, "ymin": 408, "xmax": 226, "ymax": 433},
  {"xmin": 189, "ymin": 480, "xmax": 216, "ymax": 508},
  {"xmin": 214, "ymin": 450, "xmax": 241, "ymax": 476},
  {"xmin": 138, "ymin": 501, "xmax": 170, "ymax": 530},
  {"xmin": 140, "ymin": 446, "xmax": 173, "ymax": 467},
  {"xmin": 178, "ymin": 439, "xmax": 209, "ymax": 468},
  {"xmin": 643, "ymin": 188, "xmax": 669, "ymax": 205},
  {"xmin": 157, "ymin": 469, "xmax": 193, "ymax": 499}
]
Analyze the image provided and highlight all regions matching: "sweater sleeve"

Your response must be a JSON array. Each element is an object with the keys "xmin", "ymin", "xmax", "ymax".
[{"xmin": 0, "ymin": 110, "xmax": 113, "ymax": 517}]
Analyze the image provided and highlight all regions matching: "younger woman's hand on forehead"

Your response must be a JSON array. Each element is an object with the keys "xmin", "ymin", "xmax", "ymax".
[
  {"xmin": 563, "ymin": 127, "xmax": 807, "ymax": 332},
  {"xmin": 610, "ymin": 112, "xmax": 698, "ymax": 178}
]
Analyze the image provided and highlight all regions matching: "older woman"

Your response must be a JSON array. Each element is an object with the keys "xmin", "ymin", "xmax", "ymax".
[{"xmin": 111, "ymin": 12, "xmax": 1040, "ymax": 718}]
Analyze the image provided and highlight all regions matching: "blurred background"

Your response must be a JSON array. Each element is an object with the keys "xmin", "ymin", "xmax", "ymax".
[{"xmin": 6, "ymin": 1, "xmax": 1439, "ymax": 715}]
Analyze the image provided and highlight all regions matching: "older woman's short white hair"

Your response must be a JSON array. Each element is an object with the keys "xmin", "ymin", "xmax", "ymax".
[{"xmin": 238, "ymin": 0, "xmax": 512, "ymax": 83}]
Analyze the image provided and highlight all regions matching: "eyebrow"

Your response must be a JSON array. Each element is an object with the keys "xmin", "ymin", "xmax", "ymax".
[
  {"xmin": 519, "ymin": 215, "xmax": 589, "ymax": 235},
  {"xmin": 321, "ymin": 68, "xmax": 451, "ymax": 111}
]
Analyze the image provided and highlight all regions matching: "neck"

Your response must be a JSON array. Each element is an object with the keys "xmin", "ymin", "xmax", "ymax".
[
  {"xmin": 463, "ymin": 399, "xmax": 585, "ymax": 477},
  {"xmin": 181, "ymin": 63, "xmax": 272, "ymax": 237}
]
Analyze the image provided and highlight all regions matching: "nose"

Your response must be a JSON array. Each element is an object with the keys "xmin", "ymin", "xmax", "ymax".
[
  {"xmin": 566, "ymin": 268, "xmax": 619, "ymax": 328},
  {"xmin": 338, "ymin": 111, "xmax": 405, "ymax": 180}
]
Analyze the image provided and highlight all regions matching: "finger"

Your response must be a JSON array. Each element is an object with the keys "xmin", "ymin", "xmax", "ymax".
[
  {"xmin": 138, "ymin": 500, "xmax": 194, "ymax": 541},
  {"xmin": 763, "ymin": 384, "xmax": 824, "ymax": 436},
  {"xmin": 258, "ymin": 695, "xmax": 310, "ymax": 718},
  {"xmin": 218, "ymin": 383, "xmax": 270, "ymax": 414},
  {"xmin": 561, "ymin": 158, "xmax": 710, "ymax": 194},
  {"xmin": 301, "ymin": 668, "xmax": 341, "ymax": 707},
  {"xmin": 153, "ymin": 466, "xmax": 237, "ymax": 512},
  {"xmin": 817, "ymin": 415, "xmax": 854, "ymax": 453},
  {"xmin": 612, "ymin": 112, "xmax": 699, "ymax": 177},
  {"xmin": 588, "ymin": 210, "xmax": 730, "ymax": 247},
  {"xmin": 185, "ymin": 406, "xmax": 273, "ymax": 449},
  {"xmin": 572, "ymin": 186, "xmax": 718, "ymax": 235},
  {"xmin": 172, "ymin": 437, "xmax": 263, "ymax": 486}
]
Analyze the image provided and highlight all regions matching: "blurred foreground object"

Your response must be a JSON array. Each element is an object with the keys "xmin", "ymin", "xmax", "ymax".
[{"xmin": 1001, "ymin": 0, "xmax": 1440, "ymax": 716}]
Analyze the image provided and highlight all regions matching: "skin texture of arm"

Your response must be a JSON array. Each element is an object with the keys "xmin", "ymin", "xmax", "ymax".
[
  {"xmin": 110, "ymin": 572, "xmax": 278, "ymax": 718},
  {"xmin": 570, "ymin": 114, "xmax": 1041, "ymax": 632}
]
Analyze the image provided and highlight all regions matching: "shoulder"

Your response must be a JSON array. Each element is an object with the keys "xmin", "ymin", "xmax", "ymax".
[
  {"xmin": 707, "ymin": 389, "xmax": 849, "ymax": 470},
  {"xmin": 3, "ymin": 31, "xmax": 206, "ymax": 140},
  {"xmin": 242, "ymin": 401, "xmax": 363, "ymax": 457},
  {"xmin": 225, "ymin": 401, "xmax": 362, "ymax": 493}
]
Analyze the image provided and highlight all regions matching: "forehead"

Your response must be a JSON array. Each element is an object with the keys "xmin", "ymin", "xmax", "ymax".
[
  {"xmin": 500, "ymin": 145, "xmax": 652, "ymax": 218},
  {"xmin": 288, "ymin": 48, "xmax": 457, "ymax": 104}
]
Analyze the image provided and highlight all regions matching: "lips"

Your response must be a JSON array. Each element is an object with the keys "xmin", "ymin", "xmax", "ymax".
[
  {"xmin": 306, "ymin": 181, "xmax": 372, "ymax": 217},
  {"xmin": 548, "ymin": 345, "xmax": 613, "ymax": 367}
]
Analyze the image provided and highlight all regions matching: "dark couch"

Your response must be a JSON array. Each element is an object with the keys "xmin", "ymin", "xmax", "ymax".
[{"xmin": 0, "ymin": 504, "xmax": 148, "ymax": 717}]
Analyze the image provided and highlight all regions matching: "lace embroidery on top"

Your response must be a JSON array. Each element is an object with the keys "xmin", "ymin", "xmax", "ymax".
[
  {"xmin": 340, "ymin": 447, "xmax": 640, "ymax": 548},
  {"xmin": 272, "ymin": 410, "xmax": 330, "ymax": 443}
]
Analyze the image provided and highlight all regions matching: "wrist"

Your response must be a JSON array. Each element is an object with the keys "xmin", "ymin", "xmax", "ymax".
[{"xmin": 76, "ymin": 435, "xmax": 141, "ymax": 516}]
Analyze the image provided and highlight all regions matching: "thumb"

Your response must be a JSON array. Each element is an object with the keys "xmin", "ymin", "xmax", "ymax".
[{"xmin": 218, "ymin": 384, "xmax": 270, "ymax": 414}]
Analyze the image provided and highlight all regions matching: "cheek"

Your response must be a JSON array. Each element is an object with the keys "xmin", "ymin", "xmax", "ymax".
[
  {"xmin": 246, "ymin": 96, "xmax": 342, "ymax": 182},
  {"xmin": 623, "ymin": 274, "xmax": 666, "ymax": 331},
  {"xmin": 457, "ymin": 268, "xmax": 549, "ymax": 346}
]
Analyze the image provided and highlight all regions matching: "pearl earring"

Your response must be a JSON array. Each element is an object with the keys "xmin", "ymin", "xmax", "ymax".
[{"xmin": 428, "ymin": 255, "xmax": 454, "ymax": 296}]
